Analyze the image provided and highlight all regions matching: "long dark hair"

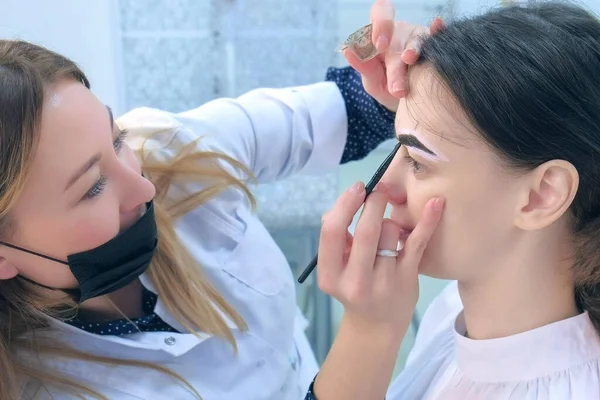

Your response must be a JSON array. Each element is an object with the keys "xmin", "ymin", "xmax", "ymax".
[{"xmin": 416, "ymin": 1, "xmax": 600, "ymax": 330}]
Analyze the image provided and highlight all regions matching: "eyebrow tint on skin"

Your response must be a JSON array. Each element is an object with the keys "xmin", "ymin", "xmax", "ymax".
[{"xmin": 396, "ymin": 128, "xmax": 449, "ymax": 162}]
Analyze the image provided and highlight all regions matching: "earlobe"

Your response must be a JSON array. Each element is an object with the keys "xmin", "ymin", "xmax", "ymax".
[
  {"xmin": 514, "ymin": 160, "xmax": 579, "ymax": 231},
  {"xmin": 0, "ymin": 257, "xmax": 18, "ymax": 280}
]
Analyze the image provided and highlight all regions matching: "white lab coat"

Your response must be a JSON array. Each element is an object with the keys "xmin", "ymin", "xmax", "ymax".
[{"xmin": 32, "ymin": 82, "xmax": 348, "ymax": 399}]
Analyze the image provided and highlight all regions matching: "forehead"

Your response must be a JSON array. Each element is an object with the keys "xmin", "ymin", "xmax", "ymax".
[
  {"xmin": 396, "ymin": 65, "xmax": 484, "ymax": 155},
  {"xmin": 23, "ymin": 81, "xmax": 109, "ymax": 195}
]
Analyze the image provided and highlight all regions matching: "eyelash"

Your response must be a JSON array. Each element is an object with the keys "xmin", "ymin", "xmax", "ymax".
[
  {"xmin": 113, "ymin": 129, "xmax": 129, "ymax": 152},
  {"xmin": 404, "ymin": 155, "xmax": 426, "ymax": 174},
  {"xmin": 83, "ymin": 176, "xmax": 107, "ymax": 200},
  {"xmin": 82, "ymin": 129, "xmax": 129, "ymax": 201}
]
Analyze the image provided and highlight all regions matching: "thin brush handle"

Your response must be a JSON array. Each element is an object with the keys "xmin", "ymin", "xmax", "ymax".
[{"xmin": 297, "ymin": 142, "xmax": 402, "ymax": 284}]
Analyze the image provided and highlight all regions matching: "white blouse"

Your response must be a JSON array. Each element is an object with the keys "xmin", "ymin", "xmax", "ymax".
[{"xmin": 387, "ymin": 281, "xmax": 600, "ymax": 400}]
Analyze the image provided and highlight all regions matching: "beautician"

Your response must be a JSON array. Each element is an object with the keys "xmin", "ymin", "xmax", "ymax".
[{"xmin": 0, "ymin": 1, "xmax": 428, "ymax": 399}]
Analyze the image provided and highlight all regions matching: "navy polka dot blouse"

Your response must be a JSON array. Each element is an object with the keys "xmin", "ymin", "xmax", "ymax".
[
  {"xmin": 66, "ymin": 287, "xmax": 177, "ymax": 335},
  {"xmin": 64, "ymin": 66, "xmax": 396, "ymax": 340},
  {"xmin": 327, "ymin": 66, "xmax": 396, "ymax": 164}
]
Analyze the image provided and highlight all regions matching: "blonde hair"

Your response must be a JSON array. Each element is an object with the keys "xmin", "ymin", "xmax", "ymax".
[{"xmin": 0, "ymin": 40, "xmax": 253, "ymax": 399}]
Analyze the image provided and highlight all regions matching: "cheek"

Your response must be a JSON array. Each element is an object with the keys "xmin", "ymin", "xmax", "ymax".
[
  {"xmin": 390, "ymin": 177, "xmax": 442, "ymax": 226},
  {"xmin": 413, "ymin": 175, "xmax": 517, "ymax": 280},
  {"xmin": 68, "ymin": 208, "xmax": 120, "ymax": 253},
  {"xmin": 9, "ymin": 202, "xmax": 121, "ymax": 288}
]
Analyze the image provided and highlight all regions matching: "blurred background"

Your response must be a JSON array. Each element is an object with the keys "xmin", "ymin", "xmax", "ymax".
[{"xmin": 3, "ymin": 0, "xmax": 599, "ymax": 377}]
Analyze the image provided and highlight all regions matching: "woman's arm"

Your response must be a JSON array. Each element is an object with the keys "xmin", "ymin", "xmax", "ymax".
[
  {"xmin": 305, "ymin": 316, "xmax": 407, "ymax": 400},
  {"xmin": 303, "ymin": 2, "xmax": 447, "ymax": 397},
  {"xmin": 174, "ymin": 81, "xmax": 348, "ymax": 184},
  {"xmin": 172, "ymin": 64, "xmax": 397, "ymax": 183},
  {"xmin": 326, "ymin": 66, "xmax": 396, "ymax": 164},
  {"xmin": 303, "ymin": 181, "xmax": 445, "ymax": 400}
]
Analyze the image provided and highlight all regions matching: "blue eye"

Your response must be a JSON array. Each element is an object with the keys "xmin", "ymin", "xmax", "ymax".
[
  {"xmin": 83, "ymin": 176, "xmax": 107, "ymax": 200},
  {"xmin": 113, "ymin": 129, "xmax": 129, "ymax": 153},
  {"xmin": 404, "ymin": 156, "xmax": 426, "ymax": 174}
]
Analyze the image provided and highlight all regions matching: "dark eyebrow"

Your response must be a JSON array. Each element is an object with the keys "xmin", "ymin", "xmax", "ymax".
[
  {"xmin": 64, "ymin": 105, "xmax": 113, "ymax": 192},
  {"xmin": 395, "ymin": 134, "xmax": 436, "ymax": 156}
]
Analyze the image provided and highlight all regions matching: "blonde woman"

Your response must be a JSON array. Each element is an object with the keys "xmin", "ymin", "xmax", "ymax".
[{"xmin": 0, "ymin": 1, "xmax": 431, "ymax": 399}]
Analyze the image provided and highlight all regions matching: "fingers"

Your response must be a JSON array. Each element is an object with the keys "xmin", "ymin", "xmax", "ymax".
[
  {"xmin": 344, "ymin": 48, "xmax": 385, "ymax": 96},
  {"xmin": 344, "ymin": 48, "xmax": 399, "ymax": 111},
  {"xmin": 400, "ymin": 17, "xmax": 445, "ymax": 65},
  {"xmin": 391, "ymin": 17, "xmax": 446, "ymax": 96},
  {"xmin": 347, "ymin": 186, "xmax": 389, "ymax": 278},
  {"xmin": 370, "ymin": 0, "xmax": 395, "ymax": 52},
  {"xmin": 398, "ymin": 198, "xmax": 445, "ymax": 272},
  {"xmin": 343, "ymin": 230, "xmax": 354, "ymax": 264},
  {"xmin": 430, "ymin": 16, "xmax": 445, "ymax": 34},
  {"xmin": 374, "ymin": 218, "xmax": 401, "ymax": 267},
  {"xmin": 318, "ymin": 182, "xmax": 366, "ymax": 283},
  {"xmin": 385, "ymin": 21, "xmax": 415, "ymax": 96},
  {"xmin": 372, "ymin": 218, "xmax": 401, "ymax": 293}
]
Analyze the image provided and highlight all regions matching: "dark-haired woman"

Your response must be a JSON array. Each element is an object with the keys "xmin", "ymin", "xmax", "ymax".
[{"xmin": 310, "ymin": 2, "xmax": 600, "ymax": 399}]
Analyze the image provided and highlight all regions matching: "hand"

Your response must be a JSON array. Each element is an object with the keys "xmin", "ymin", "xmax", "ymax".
[
  {"xmin": 344, "ymin": 0, "xmax": 445, "ymax": 111},
  {"xmin": 317, "ymin": 181, "xmax": 445, "ymax": 333}
]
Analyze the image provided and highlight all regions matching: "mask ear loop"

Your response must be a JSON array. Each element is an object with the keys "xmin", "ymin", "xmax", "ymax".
[
  {"xmin": 297, "ymin": 142, "xmax": 402, "ymax": 284},
  {"xmin": 0, "ymin": 241, "xmax": 82, "ymax": 299},
  {"xmin": 13, "ymin": 274, "xmax": 82, "ymax": 300}
]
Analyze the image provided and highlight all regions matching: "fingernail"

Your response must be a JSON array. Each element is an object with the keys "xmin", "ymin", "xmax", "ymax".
[
  {"xmin": 403, "ymin": 47, "xmax": 419, "ymax": 61},
  {"xmin": 350, "ymin": 181, "xmax": 365, "ymax": 193},
  {"xmin": 433, "ymin": 198, "xmax": 445, "ymax": 211},
  {"xmin": 376, "ymin": 35, "xmax": 389, "ymax": 51},
  {"xmin": 392, "ymin": 81, "xmax": 403, "ymax": 93}
]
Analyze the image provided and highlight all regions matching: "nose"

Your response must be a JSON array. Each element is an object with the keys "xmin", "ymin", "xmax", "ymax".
[
  {"xmin": 118, "ymin": 164, "xmax": 156, "ymax": 216},
  {"xmin": 379, "ymin": 151, "xmax": 408, "ymax": 206}
]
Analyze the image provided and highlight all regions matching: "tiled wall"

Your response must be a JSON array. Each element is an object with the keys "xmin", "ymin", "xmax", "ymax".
[
  {"xmin": 119, "ymin": 0, "xmax": 339, "ymax": 230},
  {"xmin": 120, "ymin": 0, "xmax": 218, "ymax": 112}
]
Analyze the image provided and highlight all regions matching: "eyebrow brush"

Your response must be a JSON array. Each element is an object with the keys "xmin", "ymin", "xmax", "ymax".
[{"xmin": 297, "ymin": 141, "xmax": 402, "ymax": 284}]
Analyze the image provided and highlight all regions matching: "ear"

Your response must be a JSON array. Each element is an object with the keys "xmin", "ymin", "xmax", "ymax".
[
  {"xmin": 0, "ymin": 257, "xmax": 18, "ymax": 280},
  {"xmin": 514, "ymin": 160, "xmax": 579, "ymax": 231}
]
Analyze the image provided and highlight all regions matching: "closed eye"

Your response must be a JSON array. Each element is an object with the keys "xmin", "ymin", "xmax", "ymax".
[
  {"xmin": 82, "ymin": 175, "xmax": 107, "ymax": 200},
  {"xmin": 81, "ymin": 129, "xmax": 128, "ymax": 202},
  {"xmin": 404, "ymin": 155, "xmax": 426, "ymax": 174}
]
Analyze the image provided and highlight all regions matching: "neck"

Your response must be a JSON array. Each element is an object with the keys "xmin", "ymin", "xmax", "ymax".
[
  {"xmin": 78, "ymin": 279, "xmax": 145, "ymax": 321},
  {"xmin": 459, "ymin": 240, "xmax": 578, "ymax": 340}
]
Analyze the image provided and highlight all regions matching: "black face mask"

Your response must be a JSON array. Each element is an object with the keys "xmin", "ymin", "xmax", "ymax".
[{"xmin": 1, "ymin": 201, "xmax": 158, "ymax": 302}]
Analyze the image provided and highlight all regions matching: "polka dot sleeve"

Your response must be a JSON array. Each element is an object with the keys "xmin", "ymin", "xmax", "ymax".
[
  {"xmin": 304, "ymin": 376, "xmax": 319, "ymax": 400},
  {"xmin": 325, "ymin": 66, "xmax": 396, "ymax": 164},
  {"xmin": 304, "ymin": 375, "xmax": 386, "ymax": 399}
]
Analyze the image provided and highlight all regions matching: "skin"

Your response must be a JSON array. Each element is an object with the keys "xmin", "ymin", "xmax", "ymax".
[
  {"xmin": 314, "ymin": 64, "xmax": 582, "ymax": 400},
  {"xmin": 346, "ymin": 0, "xmax": 445, "ymax": 110},
  {"xmin": 0, "ymin": 80, "xmax": 155, "ymax": 320},
  {"xmin": 381, "ymin": 66, "xmax": 580, "ymax": 339}
]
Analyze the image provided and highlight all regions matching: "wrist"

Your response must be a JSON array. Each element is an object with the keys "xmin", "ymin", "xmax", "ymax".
[{"xmin": 340, "ymin": 312, "xmax": 409, "ymax": 346}]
